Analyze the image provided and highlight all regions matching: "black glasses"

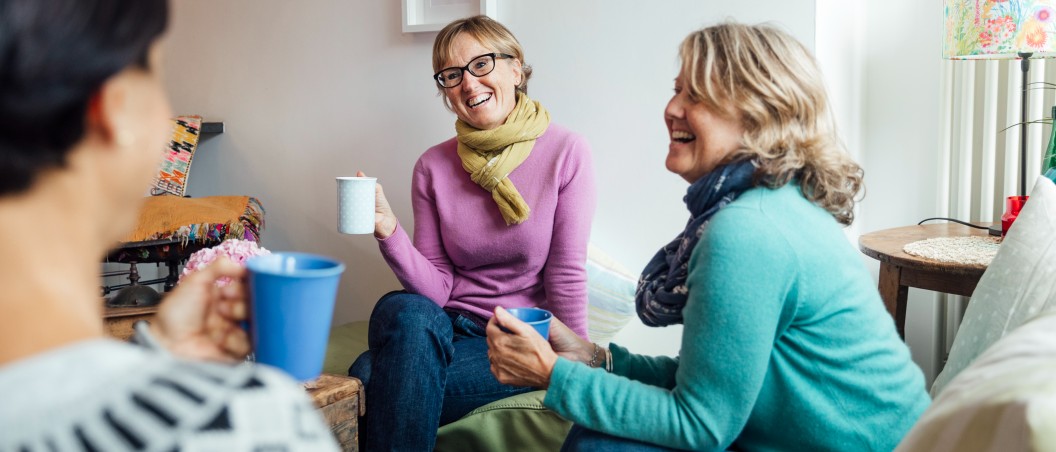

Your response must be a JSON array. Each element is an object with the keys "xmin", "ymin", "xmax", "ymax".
[{"xmin": 433, "ymin": 53, "xmax": 514, "ymax": 88}]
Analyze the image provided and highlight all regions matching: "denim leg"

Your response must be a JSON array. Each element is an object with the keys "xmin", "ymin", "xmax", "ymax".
[
  {"xmin": 438, "ymin": 314, "xmax": 534, "ymax": 425},
  {"xmin": 560, "ymin": 425, "xmax": 681, "ymax": 452},
  {"xmin": 349, "ymin": 291, "xmax": 453, "ymax": 451},
  {"xmin": 347, "ymin": 350, "xmax": 371, "ymax": 384}
]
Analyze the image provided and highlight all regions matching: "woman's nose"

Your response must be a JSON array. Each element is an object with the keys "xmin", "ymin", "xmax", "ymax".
[
  {"xmin": 461, "ymin": 72, "xmax": 482, "ymax": 91},
  {"xmin": 665, "ymin": 96, "xmax": 683, "ymax": 119}
]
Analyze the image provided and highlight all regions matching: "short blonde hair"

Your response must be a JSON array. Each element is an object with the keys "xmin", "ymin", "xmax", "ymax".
[
  {"xmin": 679, "ymin": 22, "xmax": 863, "ymax": 225},
  {"xmin": 432, "ymin": 15, "xmax": 532, "ymax": 95}
]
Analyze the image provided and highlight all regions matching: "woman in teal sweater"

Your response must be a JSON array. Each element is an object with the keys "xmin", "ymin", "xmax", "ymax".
[{"xmin": 486, "ymin": 22, "xmax": 930, "ymax": 451}]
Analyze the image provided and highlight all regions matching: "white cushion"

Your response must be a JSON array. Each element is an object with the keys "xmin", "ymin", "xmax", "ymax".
[
  {"xmin": 896, "ymin": 311, "xmax": 1056, "ymax": 452},
  {"xmin": 930, "ymin": 176, "xmax": 1056, "ymax": 395},
  {"xmin": 585, "ymin": 243, "xmax": 638, "ymax": 345}
]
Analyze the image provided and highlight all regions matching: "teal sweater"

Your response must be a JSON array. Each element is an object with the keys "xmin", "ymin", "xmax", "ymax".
[{"xmin": 545, "ymin": 184, "xmax": 930, "ymax": 451}]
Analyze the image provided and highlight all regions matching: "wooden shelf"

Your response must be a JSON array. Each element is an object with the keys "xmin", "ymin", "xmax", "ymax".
[{"xmin": 201, "ymin": 122, "xmax": 224, "ymax": 134}]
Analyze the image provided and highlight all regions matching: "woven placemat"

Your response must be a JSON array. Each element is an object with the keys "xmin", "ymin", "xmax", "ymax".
[{"xmin": 903, "ymin": 236, "xmax": 1001, "ymax": 266}]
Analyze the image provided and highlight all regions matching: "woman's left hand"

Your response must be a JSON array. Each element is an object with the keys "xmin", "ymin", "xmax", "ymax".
[
  {"xmin": 150, "ymin": 258, "xmax": 251, "ymax": 362},
  {"xmin": 486, "ymin": 307, "xmax": 559, "ymax": 388}
]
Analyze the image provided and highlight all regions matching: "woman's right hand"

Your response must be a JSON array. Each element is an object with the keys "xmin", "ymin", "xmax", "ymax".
[
  {"xmin": 547, "ymin": 316, "xmax": 596, "ymax": 365},
  {"xmin": 357, "ymin": 170, "xmax": 398, "ymax": 239}
]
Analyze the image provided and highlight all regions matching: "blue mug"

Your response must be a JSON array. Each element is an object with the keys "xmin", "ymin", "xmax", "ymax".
[
  {"xmin": 505, "ymin": 307, "xmax": 553, "ymax": 340},
  {"xmin": 246, "ymin": 253, "xmax": 345, "ymax": 381}
]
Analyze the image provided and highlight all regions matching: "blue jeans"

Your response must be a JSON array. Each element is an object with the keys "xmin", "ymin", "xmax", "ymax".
[
  {"xmin": 348, "ymin": 291, "xmax": 533, "ymax": 451},
  {"xmin": 561, "ymin": 425, "xmax": 681, "ymax": 452}
]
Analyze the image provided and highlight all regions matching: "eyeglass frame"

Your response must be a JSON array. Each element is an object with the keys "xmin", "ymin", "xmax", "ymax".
[{"xmin": 433, "ymin": 52, "xmax": 515, "ymax": 88}]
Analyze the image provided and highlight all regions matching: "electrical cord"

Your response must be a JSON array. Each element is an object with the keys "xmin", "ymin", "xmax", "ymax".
[{"xmin": 917, "ymin": 217, "xmax": 1003, "ymax": 236}]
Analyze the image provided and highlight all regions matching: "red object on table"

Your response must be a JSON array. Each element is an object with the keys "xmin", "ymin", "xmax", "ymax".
[{"xmin": 1001, "ymin": 195, "xmax": 1029, "ymax": 236}]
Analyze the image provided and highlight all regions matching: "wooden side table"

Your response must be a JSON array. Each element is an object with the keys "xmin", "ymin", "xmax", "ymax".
[
  {"xmin": 307, "ymin": 374, "xmax": 364, "ymax": 451},
  {"xmin": 859, "ymin": 223, "xmax": 992, "ymax": 339}
]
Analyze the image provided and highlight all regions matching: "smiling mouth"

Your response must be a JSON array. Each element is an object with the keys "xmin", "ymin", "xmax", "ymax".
[
  {"xmin": 467, "ymin": 93, "xmax": 492, "ymax": 109},
  {"xmin": 671, "ymin": 130, "xmax": 696, "ymax": 143}
]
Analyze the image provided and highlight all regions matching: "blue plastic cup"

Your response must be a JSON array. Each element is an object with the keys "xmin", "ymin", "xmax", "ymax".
[
  {"xmin": 505, "ymin": 307, "xmax": 552, "ymax": 340},
  {"xmin": 246, "ymin": 252, "xmax": 345, "ymax": 382}
]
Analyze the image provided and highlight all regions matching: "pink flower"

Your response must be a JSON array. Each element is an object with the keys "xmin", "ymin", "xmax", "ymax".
[
  {"xmin": 980, "ymin": 30, "xmax": 995, "ymax": 48},
  {"xmin": 1023, "ymin": 20, "xmax": 1048, "ymax": 48},
  {"xmin": 180, "ymin": 239, "xmax": 271, "ymax": 286},
  {"xmin": 1037, "ymin": 6, "xmax": 1055, "ymax": 23}
]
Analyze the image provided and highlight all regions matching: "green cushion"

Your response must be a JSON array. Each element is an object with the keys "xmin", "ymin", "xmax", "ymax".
[
  {"xmin": 435, "ymin": 390, "xmax": 571, "ymax": 452},
  {"xmin": 324, "ymin": 321, "xmax": 571, "ymax": 451},
  {"xmin": 322, "ymin": 320, "xmax": 369, "ymax": 375}
]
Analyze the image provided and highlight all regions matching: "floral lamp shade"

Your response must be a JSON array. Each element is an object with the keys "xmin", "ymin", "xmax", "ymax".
[{"xmin": 945, "ymin": 0, "xmax": 1056, "ymax": 59}]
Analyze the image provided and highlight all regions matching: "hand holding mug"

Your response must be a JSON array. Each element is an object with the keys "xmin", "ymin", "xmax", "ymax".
[
  {"xmin": 355, "ymin": 170, "xmax": 397, "ymax": 239},
  {"xmin": 150, "ymin": 258, "xmax": 250, "ymax": 362},
  {"xmin": 486, "ymin": 307, "xmax": 559, "ymax": 388}
]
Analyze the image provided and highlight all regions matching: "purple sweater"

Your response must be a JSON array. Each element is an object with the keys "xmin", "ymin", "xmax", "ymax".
[{"xmin": 377, "ymin": 123, "xmax": 595, "ymax": 338}]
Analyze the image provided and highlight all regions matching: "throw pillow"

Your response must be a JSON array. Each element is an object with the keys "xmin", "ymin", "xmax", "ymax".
[
  {"xmin": 585, "ymin": 243, "xmax": 638, "ymax": 345},
  {"xmin": 896, "ymin": 311, "xmax": 1056, "ymax": 452},
  {"xmin": 930, "ymin": 176, "xmax": 1056, "ymax": 395}
]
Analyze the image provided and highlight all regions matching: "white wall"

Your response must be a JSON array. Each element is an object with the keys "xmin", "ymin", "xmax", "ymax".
[
  {"xmin": 162, "ymin": 0, "xmax": 815, "ymax": 357},
  {"xmin": 854, "ymin": 1, "xmax": 945, "ymax": 384}
]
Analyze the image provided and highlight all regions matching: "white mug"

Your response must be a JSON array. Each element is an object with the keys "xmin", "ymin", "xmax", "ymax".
[{"xmin": 336, "ymin": 176, "xmax": 376, "ymax": 235}]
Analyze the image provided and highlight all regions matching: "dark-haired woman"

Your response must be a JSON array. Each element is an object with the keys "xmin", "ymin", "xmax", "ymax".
[{"xmin": 0, "ymin": 0, "xmax": 337, "ymax": 449}]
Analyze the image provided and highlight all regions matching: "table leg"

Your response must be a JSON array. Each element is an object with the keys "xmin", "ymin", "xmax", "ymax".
[
  {"xmin": 878, "ymin": 262, "xmax": 909, "ymax": 340},
  {"xmin": 164, "ymin": 260, "xmax": 180, "ymax": 292}
]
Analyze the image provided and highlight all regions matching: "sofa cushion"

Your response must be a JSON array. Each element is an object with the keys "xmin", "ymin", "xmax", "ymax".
[
  {"xmin": 322, "ymin": 320, "xmax": 369, "ymax": 376},
  {"xmin": 434, "ymin": 390, "xmax": 572, "ymax": 452},
  {"xmin": 896, "ymin": 311, "xmax": 1056, "ymax": 452},
  {"xmin": 585, "ymin": 243, "xmax": 638, "ymax": 345},
  {"xmin": 930, "ymin": 176, "xmax": 1056, "ymax": 395}
]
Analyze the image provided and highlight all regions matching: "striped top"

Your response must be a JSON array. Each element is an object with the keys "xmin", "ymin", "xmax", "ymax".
[{"xmin": 0, "ymin": 335, "xmax": 337, "ymax": 451}]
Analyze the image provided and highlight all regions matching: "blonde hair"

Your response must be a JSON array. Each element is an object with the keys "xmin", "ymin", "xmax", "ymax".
[
  {"xmin": 432, "ymin": 15, "xmax": 531, "ymax": 100},
  {"xmin": 679, "ymin": 22, "xmax": 863, "ymax": 225}
]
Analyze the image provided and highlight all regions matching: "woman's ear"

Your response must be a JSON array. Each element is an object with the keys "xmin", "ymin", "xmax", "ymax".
[
  {"xmin": 511, "ymin": 58, "xmax": 524, "ymax": 87},
  {"xmin": 85, "ymin": 75, "xmax": 137, "ymax": 150}
]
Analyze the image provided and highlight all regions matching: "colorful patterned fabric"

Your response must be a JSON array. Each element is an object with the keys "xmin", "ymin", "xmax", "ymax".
[
  {"xmin": 122, "ymin": 195, "xmax": 266, "ymax": 244},
  {"xmin": 944, "ymin": 0, "xmax": 1056, "ymax": 58},
  {"xmin": 153, "ymin": 115, "xmax": 202, "ymax": 196}
]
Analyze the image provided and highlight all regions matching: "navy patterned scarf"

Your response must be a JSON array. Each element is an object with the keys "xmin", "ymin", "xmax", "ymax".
[{"xmin": 635, "ymin": 160, "xmax": 756, "ymax": 327}]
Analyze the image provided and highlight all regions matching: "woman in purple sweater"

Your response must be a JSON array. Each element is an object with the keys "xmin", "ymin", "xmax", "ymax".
[{"xmin": 348, "ymin": 15, "xmax": 596, "ymax": 451}]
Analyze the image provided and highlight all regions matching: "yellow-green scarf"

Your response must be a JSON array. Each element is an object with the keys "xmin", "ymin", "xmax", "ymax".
[{"xmin": 456, "ymin": 92, "xmax": 551, "ymax": 225}]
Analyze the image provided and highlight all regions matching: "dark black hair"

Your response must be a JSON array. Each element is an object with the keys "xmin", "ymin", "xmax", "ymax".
[{"xmin": 0, "ymin": 0, "xmax": 168, "ymax": 196}]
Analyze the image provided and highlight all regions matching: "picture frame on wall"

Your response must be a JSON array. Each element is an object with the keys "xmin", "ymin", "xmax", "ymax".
[{"xmin": 402, "ymin": 0, "xmax": 497, "ymax": 33}]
